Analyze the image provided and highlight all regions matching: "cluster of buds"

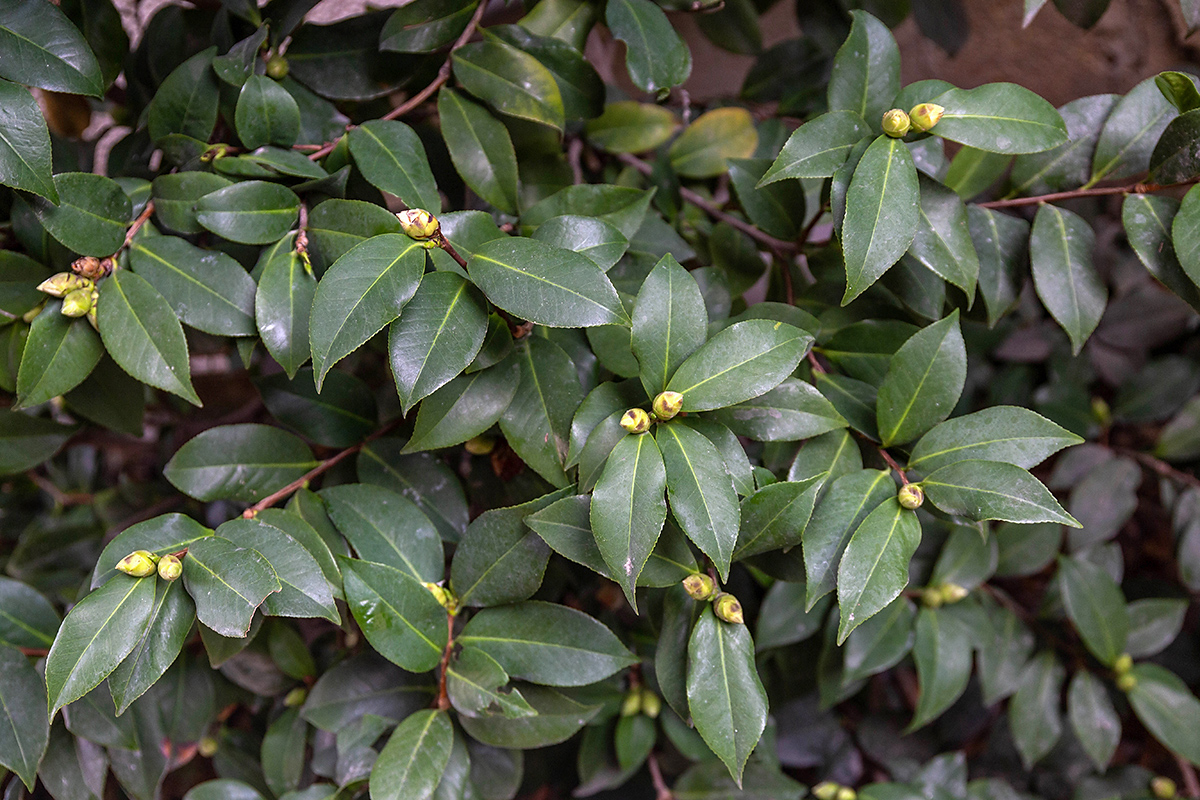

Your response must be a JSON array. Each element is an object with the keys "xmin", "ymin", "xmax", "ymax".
[
  {"xmin": 620, "ymin": 392, "xmax": 685, "ymax": 436},
  {"xmin": 897, "ymin": 483, "xmax": 924, "ymax": 510},
  {"xmin": 879, "ymin": 103, "xmax": 945, "ymax": 138},
  {"xmin": 115, "ymin": 549, "xmax": 183, "ymax": 581},
  {"xmin": 423, "ymin": 581, "xmax": 459, "ymax": 615},
  {"xmin": 813, "ymin": 782, "xmax": 857, "ymax": 800},
  {"xmin": 1114, "ymin": 653, "xmax": 1136, "ymax": 692},
  {"xmin": 397, "ymin": 208, "xmax": 441, "ymax": 249},
  {"xmin": 681, "ymin": 574, "xmax": 744, "ymax": 623},
  {"xmin": 921, "ymin": 582, "xmax": 968, "ymax": 608},
  {"xmin": 35, "ymin": 256, "xmax": 115, "ymax": 329},
  {"xmin": 619, "ymin": 686, "xmax": 662, "ymax": 718}
]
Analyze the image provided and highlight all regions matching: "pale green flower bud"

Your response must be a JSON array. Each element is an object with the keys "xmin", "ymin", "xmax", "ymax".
[
  {"xmin": 813, "ymin": 783, "xmax": 840, "ymax": 800},
  {"xmin": 640, "ymin": 689, "xmax": 661, "ymax": 718},
  {"xmin": 909, "ymin": 103, "xmax": 945, "ymax": 133},
  {"xmin": 198, "ymin": 736, "xmax": 219, "ymax": 757},
  {"xmin": 922, "ymin": 587, "xmax": 944, "ymax": 609},
  {"xmin": 397, "ymin": 208, "xmax": 440, "ymax": 240},
  {"xmin": 86, "ymin": 292, "xmax": 98, "ymax": 330},
  {"xmin": 620, "ymin": 690, "xmax": 641, "ymax": 717},
  {"xmin": 621, "ymin": 408, "xmax": 652, "ymax": 434},
  {"xmin": 713, "ymin": 592, "xmax": 744, "ymax": 624},
  {"xmin": 1117, "ymin": 672, "xmax": 1138, "ymax": 692},
  {"xmin": 1113, "ymin": 653, "xmax": 1133, "ymax": 674},
  {"xmin": 836, "ymin": 788, "xmax": 857, "ymax": 800},
  {"xmin": 284, "ymin": 687, "xmax": 307, "ymax": 707},
  {"xmin": 157, "ymin": 554, "xmax": 183, "ymax": 581},
  {"xmin": 464, "ymin": 435, "xmax": 495, "ymax": 455},
  {"xmin": 882, "ymin": 108, "xmax": 911, "ymax": 138},
  {"xmin": 898, "ymin": 483, "xmax": 924, "ymax": 510},
  {"xmin": 61, "ymin": 288, "xmax": 92, "ymax": 318},
  {"xmin": 652, "ymin": 391, "xmax": 683, "ymax": 421},
  {"xmin": 116, "ymin": 550, "xmax": 159, "ymax": 578},
  {"xmin": 423, "ymin": 581, "xmax": 451, "ymax": 608},
  {"xmin": 682, "ymin": 573, "xmax": 715, "ymax": 601},
  {"xmin": 37, "ymin": 272, "xmax": 90, "ymax": 298},
  {"xmin": 1152, "ymin": 776, "xmax": 1178, "ymax": 799},
  {"xmin": 266, "ymin": 55, "xmax": 289, "ymax": 80},
  {"xmin": 940, "ymin": 583, "xmax": 969, "ymax": 604}
]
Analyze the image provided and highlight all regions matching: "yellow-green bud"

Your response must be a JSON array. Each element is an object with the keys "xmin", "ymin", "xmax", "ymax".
[
  {"xmin": 652, "ymin": 391, "xmax": 683, "ymax": 421},
  {"xmin": 1113, "ymin": 653, "xmax": 1133, "ymax": 675},
  {"xmin": 713, "ymin": 592, "xmax": 744, "ymax": 625},
  {"xmin": 682, "ymin": 573, "xmax": 715, "ymax": 601},
  {"xmin": 86, "ymin": 293, "xmax": 98, "ymax": 330},
  {"xmin": 940, "ymin": 583, "xmax": 969, "ymax": 604},
  {"xmin": 423, "ymin": 581, "xmax": 451, "ymax": 608},
  {"xmin": 621, "ymin": 407, "xmax": 652, "ymax": 434},
  {"xmin": 397, "ymin": 208, "xmax": 440, "ymax": 240},
  {"xmin": 881, "ymin": 108, "xmax": 911, "ymax": 138},
  {"xmin": 1116, "ymin": 672, "xmax": 1138, "ymax": 692},
  {"xmin": 198, "ymin": 736, "xmax": 219, "ymax": 757},
  {"xmin": 640, "ymin": 689, "xmax": 661, "ymax": 718},
  {"xmin": 897, "ymin": 483, "xmax": 924, "ymax": 510},
  {"xmin": 157, "ymin": 554, "xmax": 183, "ymax": 581},
  {"xmin": 283, "ymin": 687, "xmax": 308, "ymax": 707},
  {"xmin": 37, "ymin": 272, "xmax": 90, "ymax": 298},
  {"xmin": 200, "ymin": 144, "xmax": 229, "ymax": 163},
  {"xmin": 464, "ymin": 435, "xmax": 495, "ymax": 455},
  {"xmin": 116, "ymin": 550, "xmax": 159, "ymax": 578},
  {"xmin": 909, "ymin": 103, "xmax": 945, "ymax": 133},
  {"xmin": 1151, "ymin": 776, "xmax": 1178, "ymax": 799},
  {"xmin": 922, "ymin": 587, "xmax": 944, "ymax": 609},
  {"xmin": 813, "ymin": 783, "xmax": 840, "ymax": 800},
  {"xmin": 620, "ymin": 690, "xmax": 642, "ymax": 717},
  {"xmin": 266, "ymin": 55, "xmax": 289, "ymax": 80},
  {"xmin": 22, "ymin": 300, "xmax": 45, "ymax": 323},
  {"xmin": 836, "ymin": 789, "xmax": 857, "ymax": 800},
  {"xmin": 61, "ymin": 288, "xmax": 92, "ymax": 317}
]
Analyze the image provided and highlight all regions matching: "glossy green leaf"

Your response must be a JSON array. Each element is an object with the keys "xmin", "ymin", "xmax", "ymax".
[
  {"xmin": 255, "ymin": 235, "xmax": 316, "ymax": 378},
  {"xmin": 826, "ymin": 11, "xmax": 900, "ymax": 128},
  {"xmin": 235, "ymin": 75, "xmax": 300, "ymax": 149},
  {"xmin": 876, "ymin": 310, "xmax": 965, "ymax": 447},
  {"xmin": 450, "ymin": 488, "xmax": 572, "ymax": 607},
  {"xmin": 151, "ymin": 172, "xmax": 231, "ymax": 235},
  {"xmin": 146, "ymin": 48, "xmax": 219, "ymax": 143},
  {"xmin": 726, "ymin": 157, "xmax": 806, "ymax": 240},
  {"xmin": 1126, "ymin": 598, "xmax": 1187, "ymax": 658},
  {"xmin": 944, "ymin": 146, "xmax": 1011, "ymax": 199},
  {"xmin": 405, "ymin": 360, "xmax": 520, "ymax": 453},
  {"xmin": 97, "ymin": 269, "xmax": 199, "ymax": 405},
  {"xmin": 0, "ymin": 1, "xmax": 102, "ymax": 95},
  {"xmin": 591, "ymin": 431, "xmax": 667, "ymax": 605},
  {"xmin": 686, "ymin": 607, "xmax": 767, "ymax": 785},
  {"xmin": 164, "ymin": 423, "xmax": 315, "ymax": 502},
  {"xmin": 666, "ymin": 320, "xmax": 810, "ymax": 412},
  {"xmin": 45, "ymin": 575, "xmax": 157, "ymax": 716},
  {"xmin": 183, "ymin": 536, "xmax": 281, "ymax": 637},
  {"xmin": 968, "ymin": 206, "xmax": 1026, "ymax": 325},
  {"xmin": 499, "ymin": 336, "xmax": 581, "ymax": 487},
  {"xmin": 0, "ymin": 577, "xmax": 58, "ymax": 649},
  {"xmin": 1123, "ymin": 194, "xmax": 1200, "ymax": 312},
  {"xmin": 842, "ymin": 596, "xmax": 916, "ymax": 684},
  {"xmin": 458, "ymin": 683, "xmax": 599, "ymax": 749},
  {"xmin": 930, "ymin": 83, "xmax": 1068, "ymax": 154},
  {"xmin": 1127, "ymin": 663, "xmax": 1200, "ymax": 766},
  {"xmin": 630, "ymin": 254, "xmax": 706, "ymax": 396},
  {"xmin": 682, "ymin": 417, "xmax": 755, "ymax": 498},
  {"xmin": 487, "ymin": 24, "xmax": 603, "ymax": 121},
  {"xmin": 0, "ymin": 408, "xmax": 73, "ymax": 474},
  {"xmin": 908, "ymin": 406, "xmax": 1082, "ymax": 474},
  {"xmin": 15, "ymin": 304, "xmax": 102, "ymax": 409},
  {"xmin": 287, "ymin": 11, "xmax": 410, "ymax": 101},
  {"xmin": 734, "ymin": 479, "xmax": 822, "ymax": 559},
  {"xmin": 31, "ymin": 173, "xmax": 130, "ymax": 256},
  {"xmin": 356, "ymin": 442, "xmax": 469, "ymax": 543},
  {"xmin": 922, "ymin": 460, "xmax": 1078, "ymax": 526},
  {"xmin": 837, "ymin": 498, "xmax": 921, "ymax": 642},
  {"xmin": 1091, "ymin": 76, "xmax": 1177, "ymax": 183},
  {"xmin": 668, "ymin": 108, "xmax": 758, "ymax": 179},
  {"xmin": 130, "ymin": 233, "xmax": 256, "ymax": 337},
  {"xmin": 306, "ymin": 198, "xmax": 402, "ymax": 273},
  {"xmin": 212, "ymin": 26, "xmax": 268, "ymax": 86},
  {"xmin": 453, "ymin": 40, "xmax": 564, "ymax": 130},
  {"xmin": 1030, "ymin": 203, "xmax": 1106, "ymax": 354},
  {"xmin": 339, "ymin": 557, "xmax": 447, "ymax": 672},
  {"xmin": 301, "ymin": 652, "xmax": 430, "ymax": 732},
  {"xmin": 756, "ymin": 580, "xmax": 831, "ymax": 651},
  {"xmin": 446, "ymin": 646, "xmax": 535, "ymax": 718},
  {"xmin": 218, "ymin": 517, "xmax": 338, "ymax": 623},
  {"xmin": 605, "ymin": 0, "xmax": 691, "ymax": 95},
  {"xmin": 908, "ymin": 606, "xmax": 972, "ymax": 730},
  {"xmin": 708, "ymin": 378, "xmax": 846, "ymax": 442},
  {"xmin": 841, "ymin": 135, "xmax": 920, "ymax": 303},
  {"xmin": 309, "ymin": 234, "xmax": 424, "ymax": 390},
  {"xmin": 1009, "ymin": 651, "xmax": 1064, "ymax": 768},
  {"xmin": 459, "ymin": 601, "xmax": 636, "ymax": 686},
  {"xmin": 0, "ymin": 78, "xmax": 55, "ymax": 201},
  {"xmin": 1068, "ymin": 671, "xmax": 1120, "ymax": 771},
  {"xmin": 467, "ymin": 236, "xmax": 627, "ymax": 328},
  {"xmin": 348, "ymin": 120, "xmax": 440, "ymax": 213},
  {"xmin": 1156, "ymin": 70, "xmax": 1200, "ymax": 113},
  {"xmin": 258, "ymin": 367, "xmax": 376, "ymax": 447},
  {"xmin": 803, "ymin": 469, "xmax": 894, "ymax": 609},
  {"xmin": 523, "ymin": 184, "xmax": 654, "ymax": 240},
  {"xmin": 390, "ymin": 271, "xmax": 488, "ymax": 413},
  {"xmin": 195, "ymin": 181, "xmax": 300, "ymax": 245},
  {"xmin": 1058, "ymin": 555, "xmax": 1128, "ymax": 665},
  {"xmin": 906, "ymin": 174, "xmax": 979, "ymax": 296},
  {"xmin": 438, "ymin": 88, "xmax": 518, "ymax": 213},
  {"xmin": 585, "ymin": 101, "xmax": 679, "ymax": 154},
  {"xmin": 657, "ymin": 422, "xmax": 739, "ymax": 580},
  {"xmin": 108, "ymin": 579, "xmax": 194, "ymax": 714},
  {"xmin": 1009, "ymin": 94, "xmax": 1117, "ymax": 196},
  {"xmin": 760, "ymin": 111, "xmax": 871, "ymax": 185},
  {"xmin": 370, "ymin": 710, "xmax": 453, "ymax": 800},
  {"xmin": 979, "ymin": 600, "xmax": 1035, "ymax": 704},
  {"xmin": 0, "ymin": 644, "xmax": 49, "ymax": 788},
  {"xmin": 531, "ymin": 214, "xmax": 629, "ymax": 272},
  {"xmin": 321, "ymin": 483, "xmax": 442, "ymax": 581}
]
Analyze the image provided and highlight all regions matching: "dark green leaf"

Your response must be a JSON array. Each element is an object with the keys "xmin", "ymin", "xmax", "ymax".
[
  {"xmin": 458, "ymin": 684, "xmax": 599, "ymax": 749},
  {"xmin": 585, "ymin": 101, "xmax": 679, "ymax": 154},
  {"xmin": 459, "ymin": 601, "xmax": 636, "ymax": 686},
  {"xmin": 108, "ymin": 579, "xmax": 194, "ymax": 714},
  {"xmin": 1058, "ymin": 555, "xmax": 1128, "ymax": 666},
  {"xmin": 759, "ymin": 111, "xmax": 870, "ymax": 184},
  {"xmin": 235, "ymin": 75, "xmax": 301, "ymax": 149},
  {"xmin": 922, "ymin": 460, "xmax": 1078, "ymax": 525},
  {"xmin": 908, "ymin": 606, "xmax": 972, "ymax": 730},
  {"xmin": 826, "ymin": 11, "xmax": 900, "ymax": 128},
  {"xmin": 306, "ymin": 198, "xmax": 402, "ymax": 273},
  {"xmin": 803, "ymin": 469, "xmax": 894, "ymax": 609},
  {"xmin": 1030, "ymin": 203, "xmax": 1106, "ymax": 354},
  {"xmin": 321, "ymin": 483, "xmax": 443, "ymax": 581},
  {"xmin": 146, "ymin": 48, "xmax": 219, "ymax": 143},
  {"xmin": 164, "ymin": 423, "xmax": 316, "ymax": 502},
  {"xmin": 499, "ymin": 336, "xmax": 581, "ymax": 487},
  {"xmin": 979, "ymin": 599, "xmax": 1034, "ymax": 704},
  {"xmin": 668, "ymin": 108, "xmax": 758, "ymax": 179},
  {"xmin": 151, "ymin": 172, "xmax": 231, "ymax": 235},
  {"xmin": 657, "ymin": 421, "xmax": 740, "ymax": 579},
  {"xmin": 667, "ymin": 320, "xmax": 810, "ymax": 412},
  {"xmin": 1123, "ymin": 194, "xmax": 1200, "ymax": 312},
  {"xmin": 486, "ymin": 24, "xmax": 604, "ymax": 121},
  {"xmin": 1156, "ymin": 70, "xmax": 1200, "ymax": 113},
  {"xmin": 301, "ymin": 652, "xmax": 430, "ymax": 732},
  {"xmin": 1091, "ymin": 76, "xmax": 1177, "ymax": 183},
  {"xmin": 194, "ymin": 181, "xmax": 300, "ymax": 245},
  {"xmin": 0, "ymin": 409, "xmax": 73, "ymax": 474},
  {"xmin": 843, "ymin": 596, "xmax": 916, "ymax": 683},
  {"xmin": 369, "ymin": 710, "xmax": 453, "ymax": 800},
  {"xmin": 255, "ymin": 234, "xmax": 316, "ymax": 378},
  {"xmin": 908, "ymin": 406, "xmax": 1081, "ymax": 473},
  {"xmin": 531, "ymin": 214, "xmax": 629, "ymax": 272},
  {"xmin": 735, "ymin": 480, "xmax": 822, "ymax": 559},
  {"xmin": 339, "ymin": 557, "xmax": 447, "ymax": 672},
  {"xmin": 876, "ymin": 310, "xmax": 966, "ymax": 447},
  {"xmin": 591, "ymin": 431, "xmax": 667, "ymax": 605},
  {"xmin": 841, "ymin": 135, "xmax": 920, "ymax": 303},
  {"xmin": 0, "ymin": 78, "xmax": 55, "ymax": 201},
  {"xmin": 380, "ymin": 0, "xmax": 476, "ymax": 52},
  {"xmin": 130, "ymin": 233, "xmax": 256, "ymax": 337},
  {"xmin": 1010, "ymin": 94, "xmax": 1117, "ymax": 196},
  {"xmin": 0, "ymin": 1, "xmax": 102, "ymax": 96},
  {"xmin": 630, "ymin": 254, "xmax": 706, "ymax": 396},
  {"xmin": 348, "ymin": 120, "xmax": 440, "ymax": 212},
  {"xmin": 452, "ymin": 40, "xmax": 564, "ymax": 130},
  {"xmin": 219, "ymin": 517, "xmax": 338, "ymax": 623},
  {"xmin": 92, "ymin": 513, "xmax": 212, "ymax": 588},
  {"xmin": 708, "ymin": 378, "xmax": 846, "ymax": 442},
  {"xmin": 31, "ymin": 173, "xmax": 130, "ymax": 256},
  {"xmin": 45, "ymin": 575, "xmax": 157, "ymax": 716},
  {"xmin": 907, "ymin": 174, "xmax": 979, "ymax": 296},
  {"xmin": 15, "ymin": 304, "xmax": 102, "ymax": 409},
  {"xmin": 212, "ymin": 26, "xmax": 269, "ymax": 86},
  {"xmin": 686, "ymin": 606, "xmax": 767, "ymax": 785},
  {"xmin": 605, "ymin": 0, "xmax": 691, "ymax": 95},
  {"xmin": 0, "ymin": 577, "xmax": 58, "ymax": 649},
  {"xmin": 309, "ymin": 234, "xmax": 424, "ymax": 390},
  {"xmin": 756, "ymin": 580, "xmax": 831, "ymax": 651},
  {"xmin": 257, "ymin": 367, "xmax": 375, "ymax": 447},
  {"xmin": 523, "ymin": 184, "xmax": 653, "ymax": 240},
  {"xmin": 1126, "ymin": 598, "xmax": 1187, "ymax": 658},
  {"xmin": 183, "ymin": 536, "xmax": 281, "ymax": 637},
  {"xmin": 1068, "ymin": 671, "xmax": 1120, "ymax": 771},
  {"xmin": 944, "ymin": 146, "xmax": 1011, "ymax": 199},
  {"xmin": 357, "ymin": 441, "xmax": 469, "ymax": 543},
  {"xmin": 467, "ymin": 236, "xmax": 627, "ymax": 328},
  {"xmin": 968, "ymin": 206, "xmax": 1027, "ymax": 326},
  {"xmin": 287, "ymin": 11, "xmax": 413, "ymax": 102},
  {"xmin": 404, "ymin": 360, "xmax": 520, "ymax": 453},
  {"xmin": 837, "ymin": 498, "xmax": 921, "ymax": 642},
  {"xmin": 447, "ymin": 646, "xmax": 536, "ymax": 718},
  {"xmin": 930, "ymin": 83, "xmax": 1069, "ymax": 154},
  {"xmin": 1127, "ymin": 664, "xmax": 1200, "ymax": 766},
  {"xmin": 97, "ymin": 269, "xmax": 200, "ymax": 405},
  {"xmin": 438, "ymin": 88, "xmax": 519, "ymax": 214},
  {"xmin": 0, "ymin": 644, "xmax": 49, "ymax": 788},
  {"xmin": 1008, "ymin": 651, "xmax": 1065, "ymax": 768}
]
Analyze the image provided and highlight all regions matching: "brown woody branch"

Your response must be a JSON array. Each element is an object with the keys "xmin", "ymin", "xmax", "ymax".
[{"xmin": 978, "ymin": 178, "xmax": 1200, "ymax": 210}]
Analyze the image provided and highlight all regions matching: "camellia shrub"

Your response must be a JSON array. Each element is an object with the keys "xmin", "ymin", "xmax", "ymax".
[{"xmin": 5, "ymin": 0, "xmax": 1200, "ymax": 798}]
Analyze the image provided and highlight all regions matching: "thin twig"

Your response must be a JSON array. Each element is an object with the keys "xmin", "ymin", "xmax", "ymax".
[
  {"xmin": 1118, "ymin": 448, "xmax": 1200, "ymax": 492},
  {"xmin": 878, "ymin": 447, "xmax": 909, "ymax": 485},
  {"xmin": 647, "ymin": 752, "xmax": 674, "ymax": 800},
  {"xmin": 27, "ymin": 471, "xmax": 93, "ymax": 506},
  {"xmin": 435, "ymin": 233, "xmax": 468, "ymax": 269},
  {"xmin": 978, "ymin": 178, "xmax": 1200, "ymax": 210},
  {"xmin": 1177, "ymin": 752, "xmax": 1200, "ymax": 798},
  {"xmin": 807, "ymin": 350, "xmax": 826, "ymax": 374},
  {"xmin": 306, "ymin": 0, "xmax": 487, "ymax": 162},
  {"xmin": 615, "ymin": 153, "xmax": 798, "ymax": 254},
  {"xmin": 242, "ymin": 418, "xmax": 403, "ymax": 517},
  {"xmin": 435, "ymin": 612, "xmax": 455, "ymax": 711},
  {"xmin": 122, "ymin": 201, "xmax": 156, "ymax": 250}
]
